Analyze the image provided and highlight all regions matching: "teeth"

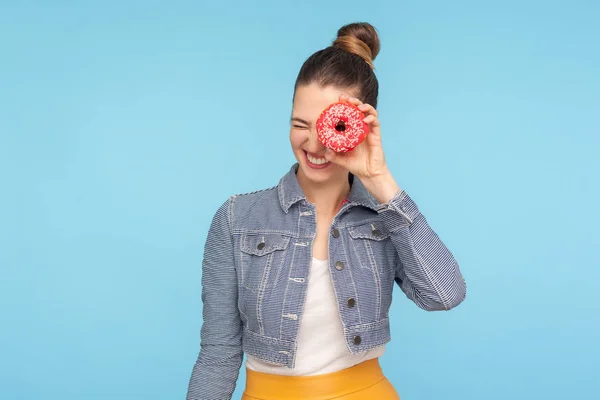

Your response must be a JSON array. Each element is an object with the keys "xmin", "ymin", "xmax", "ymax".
[{"xmin": 307, "ymin": 153, "xmax": 328, "ymax": 165}]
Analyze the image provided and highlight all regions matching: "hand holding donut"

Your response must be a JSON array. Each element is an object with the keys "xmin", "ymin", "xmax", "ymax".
[
  {"xmin": 321, "ymin": 94, "xmax": 400, "ymax": 203},
  {"xmin": 321, "ymin": 94, "xmax": 385, "ymax": 177}
]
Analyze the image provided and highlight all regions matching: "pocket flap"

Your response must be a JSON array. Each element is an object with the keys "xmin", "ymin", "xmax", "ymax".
[
  {"xmin": 348, "ymin": 221, "xmax": 390, "ymax": 241},
  {"xmin": 241, "ymin": 233, "xmax": 291, "ymax": 256}
]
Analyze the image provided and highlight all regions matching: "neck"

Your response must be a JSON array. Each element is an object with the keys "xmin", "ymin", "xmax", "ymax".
[{"xmin": 297, "ymin": 169, "xmax": 351, "ymax": 217}]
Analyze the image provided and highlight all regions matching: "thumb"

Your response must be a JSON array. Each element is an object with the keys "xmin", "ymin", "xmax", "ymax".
[{"xmin": 325, "ymin": 148, "xmax": 349, "ymax": 167}]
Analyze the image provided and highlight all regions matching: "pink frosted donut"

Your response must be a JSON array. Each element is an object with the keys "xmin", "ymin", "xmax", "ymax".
[{"xmin": 316, "ymin": 102, "xmax": 369, "ymax": 153}]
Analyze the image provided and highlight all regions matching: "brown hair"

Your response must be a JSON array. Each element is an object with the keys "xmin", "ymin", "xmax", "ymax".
[{"xmin": 294, "ymin": 22, "xmax": 381, "ymax": 107}]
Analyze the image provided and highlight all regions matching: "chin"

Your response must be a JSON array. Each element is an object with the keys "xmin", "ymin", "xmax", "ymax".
[
  {"xmin": 299, "ymin": 166, "xmax": 333, "ymax": 184},
  {"xmin": 296, "ymin": 154, "xmax": 344, "ymax": 185}
]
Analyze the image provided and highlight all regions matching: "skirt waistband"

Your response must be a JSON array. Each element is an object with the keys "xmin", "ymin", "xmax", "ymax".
[{"xmin": 244, "ymin": 358, "xmax": 386, "ymax": 400}]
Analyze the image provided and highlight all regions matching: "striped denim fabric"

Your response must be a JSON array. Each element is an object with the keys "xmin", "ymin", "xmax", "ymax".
[{"xmin": 186, "ymin": 164, "xmax": 466, "ymax": 400}]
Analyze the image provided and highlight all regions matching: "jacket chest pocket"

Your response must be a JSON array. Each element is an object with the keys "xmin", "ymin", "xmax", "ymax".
[
  {"xmin": 347, "ymin": 220, "xmax": 394, "ymax": 271},
  {"xmin": 239, "ymin": 233, "xmax": 291, "ymax": 291}
]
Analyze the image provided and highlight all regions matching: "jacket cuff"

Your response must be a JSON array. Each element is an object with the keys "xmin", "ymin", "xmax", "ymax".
[{"xmin": 376, "ymin": 190, "xmax": 421, "ymax": 230}]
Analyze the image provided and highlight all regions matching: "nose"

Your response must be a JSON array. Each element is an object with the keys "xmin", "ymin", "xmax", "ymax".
[{"xmin": 306, "ymin": 128, "xmax": 326, "ymax": 153}]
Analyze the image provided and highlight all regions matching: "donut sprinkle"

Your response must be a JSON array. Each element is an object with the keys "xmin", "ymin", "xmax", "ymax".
[{"xmin": 316, "ymin": 102, "xmax": 369, "ymax": 153}]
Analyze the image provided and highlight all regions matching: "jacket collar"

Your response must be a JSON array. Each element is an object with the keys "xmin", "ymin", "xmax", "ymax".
[{"xmin": 278, "ymin": 164, "xmax": 379, "ymax": 213}]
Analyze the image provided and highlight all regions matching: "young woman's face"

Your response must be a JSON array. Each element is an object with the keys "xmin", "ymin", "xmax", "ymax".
[{"xmin": 290, "ymin": 83, "xmax": 356, "ymax": 185}]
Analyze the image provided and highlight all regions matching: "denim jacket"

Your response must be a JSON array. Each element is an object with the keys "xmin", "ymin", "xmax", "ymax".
[{"xmin": 186, "ymin": 164, "xmax": 466, "ymax": 400}]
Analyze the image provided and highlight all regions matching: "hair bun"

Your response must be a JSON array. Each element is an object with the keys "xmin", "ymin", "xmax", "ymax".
[{"xmin": 333, "ymin": 22, "xmax": 380, "ymax": 69}]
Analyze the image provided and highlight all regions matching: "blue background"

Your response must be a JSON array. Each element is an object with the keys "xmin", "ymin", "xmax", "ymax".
[{"xmin": 1, "ymin": 1, "xmax": 598, "ymax": 399}]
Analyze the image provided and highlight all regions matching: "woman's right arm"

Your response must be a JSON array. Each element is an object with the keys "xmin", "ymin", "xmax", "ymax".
[{"xmin": 186, "ymin": 198, "xmax": 243, "ymax": 400}]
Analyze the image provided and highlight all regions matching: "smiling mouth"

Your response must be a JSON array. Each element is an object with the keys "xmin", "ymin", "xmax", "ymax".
[
  {"xmin": 306, "ymin": 152, "xmax": 327, "ymax": 165},
  {"xmin": 304, "ymin": 151, "xmax": 331, "ymax": 168}
]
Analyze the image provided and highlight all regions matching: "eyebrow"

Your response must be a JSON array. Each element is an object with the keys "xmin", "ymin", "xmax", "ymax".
[{"xmin": 291, "ymin": 117, "xmax": 310, "ymax": 126}]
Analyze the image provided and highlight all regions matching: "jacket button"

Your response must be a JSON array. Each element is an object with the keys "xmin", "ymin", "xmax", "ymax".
[
  {"xmin": 347, "ymin": 298, "xmax": 356, "ymax": 308},
  {"xmin": 332, "ymin": 228, "xmax": 340, "ymax": 238},
  {"xmin": 335, "ymin": 261, "xmax": 344, "ymax": 271},
  {"xmin": 353, "ymin": 335, "xmax": 362, "ymax": 345},
  {"xmin": 257, "ymin": 242, "xmax": 265, "ymax": 250}
]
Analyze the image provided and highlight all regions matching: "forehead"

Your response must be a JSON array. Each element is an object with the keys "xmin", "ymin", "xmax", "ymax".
[{"xmin": 292, "ymin": 83, "xmax": 357, "ymax": 121}]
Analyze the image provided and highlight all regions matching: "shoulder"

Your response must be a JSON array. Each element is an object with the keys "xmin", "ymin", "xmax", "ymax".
[
  {"xmin": 230, "ymin": 184, "xmax": 280, "ymax": 214},
  {"xmin": 210, "ymin": 184, "xmax": 283, "ymax": 227}
]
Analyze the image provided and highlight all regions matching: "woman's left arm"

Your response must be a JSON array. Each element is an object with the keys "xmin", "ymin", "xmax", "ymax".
[
  {"xmin": 325, "ymin": 95, "xmax": 466, "ymax": 311},
  {"xmin": 371, "ymin": 175, "xmax": 466, "ymax": 311}
]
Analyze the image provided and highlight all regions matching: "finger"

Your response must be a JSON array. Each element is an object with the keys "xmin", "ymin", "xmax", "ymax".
[
  {"xmin": 358, "ymin": 103, "xmax": 378, "ymax": 117},
  {"xmin": 338, "ymin": 93, "xmax": 349, "ymax": 103},
  {"xmin": 363, "ymin": 114, "xmax": 380, "ymax": 127},
  {"xmin": 347, "ymin": 97, "xmax": 363, "ymax": 106}
]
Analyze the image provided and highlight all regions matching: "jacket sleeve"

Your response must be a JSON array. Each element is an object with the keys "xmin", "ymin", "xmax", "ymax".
[
  {"xmin": 377, "ymin": 190, "xmax": 467, "ymax": 311},
  {"xmin": 186, "ymin": 198, "xmax": 243, "ymax": 400}
]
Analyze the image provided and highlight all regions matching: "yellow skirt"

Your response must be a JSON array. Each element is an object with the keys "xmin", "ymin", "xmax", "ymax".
[{"xmin": 242, "ymin": 358, "xmax": 400, "ymax": 400}]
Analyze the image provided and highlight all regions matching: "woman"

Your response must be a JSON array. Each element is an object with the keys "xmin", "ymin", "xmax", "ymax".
[{"xmin": 186, "ymin": 22, "xmax": 466, "ymax": 400}]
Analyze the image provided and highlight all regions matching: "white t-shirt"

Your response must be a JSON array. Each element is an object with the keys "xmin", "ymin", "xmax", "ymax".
[{"xmin": 245, "ymin": 258, "xmax": 385, "ymax": 376}]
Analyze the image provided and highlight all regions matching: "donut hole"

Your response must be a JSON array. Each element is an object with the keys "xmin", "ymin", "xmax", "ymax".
[{"xmin": 335, "ymin": 120, "xmax": 347, "ymax": 132}]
